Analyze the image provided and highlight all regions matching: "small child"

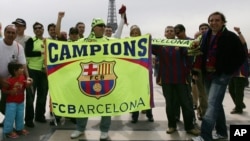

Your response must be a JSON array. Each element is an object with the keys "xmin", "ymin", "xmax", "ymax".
[{"xmin": 2, "ymin": 62, "xmax": 32, "ymax": 138}]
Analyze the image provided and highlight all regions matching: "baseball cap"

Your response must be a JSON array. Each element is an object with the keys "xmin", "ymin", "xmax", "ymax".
[
  {"xmin": 91, "ymin": 18, "xmax": 105, "ymax": 28},
  {"xmin": 12, "ymin": 18, "xmax": 26, "ymax": 26}
]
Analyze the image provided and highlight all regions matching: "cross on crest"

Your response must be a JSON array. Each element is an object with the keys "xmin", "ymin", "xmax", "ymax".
[
  {"xmin": 83, "ymin": 63, "xmax": 98, "ymax": 75},
  {"xmin": 78, "ymin": 61, "xmax": 117, "ymax": 99}
]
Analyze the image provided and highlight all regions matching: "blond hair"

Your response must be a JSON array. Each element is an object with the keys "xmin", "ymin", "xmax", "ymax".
[{"xmin": 130, "ymin": 25, "xmax": 141, "ymax": 36}]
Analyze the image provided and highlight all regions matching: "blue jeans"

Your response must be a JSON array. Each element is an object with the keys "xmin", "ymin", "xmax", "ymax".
[
  {"xmin": 3, "ymin": 102, "xmax": 24, "ymax": 134},
  {"xmin": 200, "ymin": 74, "xmax": 231, "ymax": 141},
  {"xmin": 76, "ymin": 116, "xmax": 111, "ymax": 132}
]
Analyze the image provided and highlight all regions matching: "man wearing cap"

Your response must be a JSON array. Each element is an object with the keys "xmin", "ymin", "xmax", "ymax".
[
  {"xmin": 70, "ymin": 18, "xmax": 110, "ymax": 140},
  {"xmin": 12, "ymin": 18, "xmax": 31, "ymax": 48}
]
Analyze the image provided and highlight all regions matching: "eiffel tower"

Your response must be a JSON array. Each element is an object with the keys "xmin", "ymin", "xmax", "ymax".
[{"xmin": 107, "ymin": 0, "xmax": 118, "ymax": 33}]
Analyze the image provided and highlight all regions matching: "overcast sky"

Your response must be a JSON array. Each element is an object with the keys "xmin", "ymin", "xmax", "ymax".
[{"xmin": 1, "ymin": 0, "xmax": 250, "ymax": 46}]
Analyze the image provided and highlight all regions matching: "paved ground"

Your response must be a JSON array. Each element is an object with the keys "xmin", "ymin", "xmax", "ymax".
[{"xmin": 0, "ymin": 77, "xmax": 249, "ymax": 141}]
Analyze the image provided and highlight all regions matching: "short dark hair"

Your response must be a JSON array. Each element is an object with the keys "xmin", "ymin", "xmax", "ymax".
[
  {"xmin": 199, "ymin": 23, "xmax": 209, "ymax": 30},
  {"xmin": 47, "ymin": 23, "xmax": 56, "ymax": 31},
  {"xmin": 75, "ymin": 22, "xmax": 85, "ymax": 28},
  {"xmin": 8, "ymin": 62, "xmax": 23, "ymax": 76},
  {"xmin": 69, "ymin": 27, "xmax": 79, "ymax": 34},
  {"xmin": 33, "ymin": 22, "xmax": 43, "ymax": 29},
  {"xmin": 174, "ymin": 24, "xmax": 185, "ymax": 32},
  {"xmin": 208, "ymin": 11, "xmax": 227, "ymax": 23}
]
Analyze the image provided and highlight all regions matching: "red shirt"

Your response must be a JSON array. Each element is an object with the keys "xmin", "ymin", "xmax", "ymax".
[{"xmin": 2, "ymin": 75, "xmax": 26, "ymax": 103}]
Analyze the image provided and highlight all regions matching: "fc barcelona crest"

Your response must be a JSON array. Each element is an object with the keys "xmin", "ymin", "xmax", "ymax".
[{"xmin": 77, "ymin": 61, "xmax": 117, "ymax": 99}]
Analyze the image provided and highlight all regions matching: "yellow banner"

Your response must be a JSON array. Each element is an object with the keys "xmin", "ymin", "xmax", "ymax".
[{"xmin": 45, "ymin": 34, "xmax": 153, "ymax": 118}]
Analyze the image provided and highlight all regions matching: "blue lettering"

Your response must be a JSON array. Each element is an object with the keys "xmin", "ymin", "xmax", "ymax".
[
  {"xmin": 60, "ymin": 44, "xmax": 71, "ymax": 60},
  {"xmin": 111, "ymin": 42, "xmax": 122, "ymax": 55},
  {"xmin": 124, "ymin": 40, "xmax": 136, "ymax": 56},
  {"xmin": 138, "ymin": 38, "xmax": 147, "ymax": 56},
  {"xmin": 90, "ymin": 44, "xmax": 102, "ymax": 55},
  {"xmin": 48, "ymin": 43, "xmax": 58, "ymax": 63},
  {"xmin": 72, "ymin": 45, "xmax": 88, "ymax": 57}
]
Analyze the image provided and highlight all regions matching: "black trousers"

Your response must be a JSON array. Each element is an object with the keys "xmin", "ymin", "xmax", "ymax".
[
  {"xmin": 162, "ymin": 83, "xmax": 195, "ymax": 130},
  {"xmin": 131, "ymin": 109, "xmax": 153, "ymax": 120},
  {"xmin": 228, "ymin": 77, "xmax": 247, "ymax": 111},
  {"xmin": 25, "ymin": 69, "xmax": 48, "ymax": 123}
]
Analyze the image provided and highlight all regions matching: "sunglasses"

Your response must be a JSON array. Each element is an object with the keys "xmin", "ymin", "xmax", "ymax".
[{"xmin": 34, "ymin": 26, "xmax": 43, "ymax": 30}]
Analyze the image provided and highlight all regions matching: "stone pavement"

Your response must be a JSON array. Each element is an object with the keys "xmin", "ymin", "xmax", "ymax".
[{"xmin": 0, "ymin": 77, "xmax": 249, "ymax": 141}]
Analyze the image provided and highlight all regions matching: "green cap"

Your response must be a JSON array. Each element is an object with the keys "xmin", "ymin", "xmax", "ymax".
[{"xmin": 91, "ymin": 18, "xmax": 105, "ymax": 28}]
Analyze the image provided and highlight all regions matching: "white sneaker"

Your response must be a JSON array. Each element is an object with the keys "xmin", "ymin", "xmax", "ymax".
[
  {"xmin": 212, "ymin": 133, "xmax": 228, "ymax": 140},
  {"xmin": 100, "ymin": 132, "xmax": 108, "ymax": 139},
  {"xmin": 70, "ymin": 130, "xmax": 83, "ymax": 139},
  {"xmin": 191, "ymin": 136, "xmax": 205, "ymax": 141}
]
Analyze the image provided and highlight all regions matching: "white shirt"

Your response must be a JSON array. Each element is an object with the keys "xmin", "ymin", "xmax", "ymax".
[
  {"xmin": 0, "ymin": 40, "xmax": 26, "ymax": 78},
  {"xmin": 15, "ymin": 35, "xmax": 31, "ymax": 48}
]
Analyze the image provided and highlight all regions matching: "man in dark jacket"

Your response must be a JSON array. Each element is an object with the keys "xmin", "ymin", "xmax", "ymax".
[{"xmin": 192, "ymin": 11, "xmax": 246, "ymax": 141}]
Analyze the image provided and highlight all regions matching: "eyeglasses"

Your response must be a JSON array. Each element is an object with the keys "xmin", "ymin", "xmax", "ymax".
[{"xmin": 34, "ymin": 26, "xmax": 43, "ymax": 30}]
